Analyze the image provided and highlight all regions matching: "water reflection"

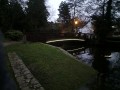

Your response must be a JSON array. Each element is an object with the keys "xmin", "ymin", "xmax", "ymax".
[
  {"xmin": 92, "ymin": 47, "xmax": 109, "ymax": 73},
  {"xmin": 91, "ymin": 47, "xmax": 110, "ymax": 89},
  {"xmin": 76, "ymin": 48, "xmax": 93, "ymax": 66},
  {"xmin": 68, "ymin": 46, "xmax": 120, "ymax": 90}
]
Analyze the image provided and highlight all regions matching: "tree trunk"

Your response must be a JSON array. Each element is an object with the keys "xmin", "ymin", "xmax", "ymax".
[{"xmin": 105, "ymin": 0, "xmax": 112, "ymax": 22}]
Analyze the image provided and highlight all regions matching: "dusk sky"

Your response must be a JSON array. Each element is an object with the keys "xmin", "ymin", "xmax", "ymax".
[{"xmin": 46, "ymin": 0, "xmax": 65, "ymax": 21}]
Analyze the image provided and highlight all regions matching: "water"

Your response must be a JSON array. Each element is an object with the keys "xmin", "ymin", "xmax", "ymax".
[
  {"xmin": 47, "ymin": 40, "xmax": 120, "ymax": 90},
  {"xmin": 67, "ymin": 46, "xmax": 120, "ymax": 90}
]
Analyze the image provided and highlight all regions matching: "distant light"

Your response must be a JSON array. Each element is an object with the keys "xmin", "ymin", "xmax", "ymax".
[
  {"xmin": 75, "ymin": 21, "xmax": 78, "ymax": 25},
  {"xmin": 112, "ymin": 26, "xmax": 116, "ymax": 29}
]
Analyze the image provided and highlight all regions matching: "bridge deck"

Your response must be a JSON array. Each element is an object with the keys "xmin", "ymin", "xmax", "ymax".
[{"xmin": 46, "ymin": 39, "xmax": 85, "ymax": 43}]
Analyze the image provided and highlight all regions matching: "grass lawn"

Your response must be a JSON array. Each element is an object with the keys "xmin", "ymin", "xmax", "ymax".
[{"xmin": 6, "ymin": 43, "xmax": 97, "ymax": 90}]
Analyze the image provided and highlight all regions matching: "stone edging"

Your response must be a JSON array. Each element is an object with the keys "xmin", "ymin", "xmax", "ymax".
[
  {"xmin": 44, "ymin": 43, "xmax": 82, "ymax": 62},
  {"xmin": 8, "ymin": 52, "xmax": 44, "ymax": 90}
]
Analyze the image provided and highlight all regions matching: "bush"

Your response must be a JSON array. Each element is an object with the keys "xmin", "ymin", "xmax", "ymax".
[{"xmin": 5, "ymin": 30, "xmax": 23, "ymax": 41}]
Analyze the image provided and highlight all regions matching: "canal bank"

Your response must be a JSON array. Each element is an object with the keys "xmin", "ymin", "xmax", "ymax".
[
  {"xmin": 6, "ymin": 43, "xmax": 96, "ymax": 90},
  {"xmin": 46, "ymin": 39, "xmax": 120, "ymax": 90}
]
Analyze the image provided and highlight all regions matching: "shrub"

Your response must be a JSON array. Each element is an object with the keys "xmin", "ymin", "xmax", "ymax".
[{"xmin": 5, "ymin": 30, "xmax": 23, "ymax": 41}]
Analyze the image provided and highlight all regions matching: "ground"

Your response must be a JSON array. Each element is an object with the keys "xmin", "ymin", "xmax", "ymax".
[{"xmin": 6, "ymin": 43, "xmax": 97, "ymax": 90}]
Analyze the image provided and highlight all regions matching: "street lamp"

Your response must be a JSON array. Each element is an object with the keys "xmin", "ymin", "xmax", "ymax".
[
  {"xmin": 74, "ymin": 18, "xmax": 79, "ymax": 34},
  {"xmin": 74, "ymin": 20, "xmax": 78, "ymax": 25}
]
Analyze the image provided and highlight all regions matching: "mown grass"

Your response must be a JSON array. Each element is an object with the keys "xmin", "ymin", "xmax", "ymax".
[{"xmin": 6, "ymin": 43, "xmax": 97, "ymax": 90}]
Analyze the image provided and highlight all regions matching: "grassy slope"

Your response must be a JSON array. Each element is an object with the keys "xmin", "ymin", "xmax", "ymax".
[{"xmin": 6, "ymin": 43, "xmax": 96, "ymax": 90}]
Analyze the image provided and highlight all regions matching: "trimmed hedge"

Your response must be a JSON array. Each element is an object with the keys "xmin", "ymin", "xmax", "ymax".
[{"xmin": 5, "ymin": 30, "xmax": 23, "ymax": 41}]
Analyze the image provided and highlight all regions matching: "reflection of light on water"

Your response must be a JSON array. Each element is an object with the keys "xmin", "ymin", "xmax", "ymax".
[
  {"xmin": 68, "ymin": 47, "xmax": 120, "ymax": 89},
  {"xmin": 76, "ymin": 49, "xmax": 93, "ymax": 66},
  {"xmin": 71, "ymin": 48, "xmax": 120, "ymax": 68},
  {"xmin": 107, "ymin": 52, "xmax": 120, "ymax": 68},
  {"xmin": 67, "ymin": 47, "xmax": 84, "ymax": 52},
  {"xmin": 105, "ymin": 55, "xmax": 112, "ymax": 58},
  {"xmin": 77, "ymin": 53, "xmax": 93, "ymax": 65}
]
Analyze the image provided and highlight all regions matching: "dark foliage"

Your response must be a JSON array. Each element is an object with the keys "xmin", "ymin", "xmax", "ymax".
[
  {"xmin": 26, "ymin": 28, "xmax": 60, "ymax": 42},
  {"xmin": 0, "ymin": 0, "xmax": 9, "ymax": 31},
  {"xmin": 0, "ymin": 0, "xmax": 49, "ymax": 33},
  {"xmin": 92, "ymin": 15, "xmax": 113, "ymax": 42},
  {"xmin": 5, "ymin": 30, "xmax": 23, "ymax": 41},
  {"xmin": 91, "ymin": 0, "xmax": 118, "ymax": 42},
  {"xmin": 26, "ymin": 0, "xmax": 49, "ymax": 31},
  {"xmin": 58, "ymin": 1, "xmax": 71, "ymax": 27},
  {"xmin": 0, "ymin": 0, "xmax": 26, "ymax": 32}
]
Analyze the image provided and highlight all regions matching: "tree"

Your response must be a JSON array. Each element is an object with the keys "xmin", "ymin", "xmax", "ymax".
[
  {"xmin": 0, "ymin": 0, "xmax": 26, "ymax": 32},
  {"xmin": 67, "ymin": 0, "xmax": 90, "ymax": 21},
  {"xmin": 8, "ymin": 0, "xmax": 25, "ymax": 31},
  {"xmin": 67, "ymin": 0, "xmax": 120, "ymax": 41},
  {"xmin": 67, "ymin": 0, "xmax": 120, "ymax": 24},
  {"xmin": 91, "ymin": 0, "xmax": 117, "ymax": 42},
  {"xmin": 0, "ymin": 0, "xmax": 9, "ymax": 31},
  {"xmin": 26, "ymin": 0, "xmax": 49, "ymax": 30},
  {"xmin": 58, "ymin": 1, "xmax": 71, "ymax": 27}
]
